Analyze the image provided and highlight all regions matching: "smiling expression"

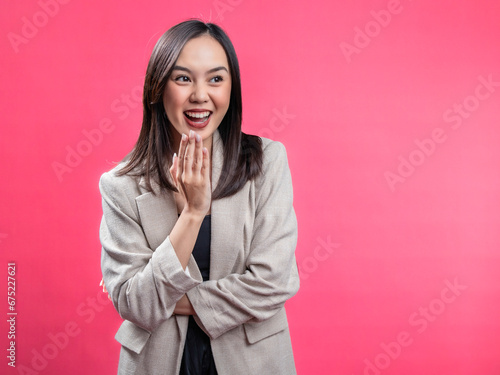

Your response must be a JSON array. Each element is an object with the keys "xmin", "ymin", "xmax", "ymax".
[{"xmin": 163, "ymin": 34, "xmax": 232, "ymax": 152}]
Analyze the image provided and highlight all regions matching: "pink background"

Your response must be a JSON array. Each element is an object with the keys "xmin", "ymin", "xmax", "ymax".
[{"xmin": 1, "ymin": 0, "xmax": 499, "ymax": 374}]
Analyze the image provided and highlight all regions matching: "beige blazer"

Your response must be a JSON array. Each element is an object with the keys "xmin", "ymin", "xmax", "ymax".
[{"xmin": 100, "ymin": 130, "xmax": 299, "ymax": 375}]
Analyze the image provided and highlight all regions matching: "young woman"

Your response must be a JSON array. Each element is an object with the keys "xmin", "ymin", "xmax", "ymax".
[{"xmin": 99, "ymin": 19, "xmax": 299, "ymax": 374}]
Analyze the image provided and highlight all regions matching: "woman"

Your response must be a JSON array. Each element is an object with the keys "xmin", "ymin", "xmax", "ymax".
[{"xmin": 99, "ymin": 19, "xmax": 299, "ymax": 375}]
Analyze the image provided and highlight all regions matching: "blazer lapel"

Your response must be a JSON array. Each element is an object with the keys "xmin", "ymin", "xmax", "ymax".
[
  {"xmin": 210, "ymin": 131, "xmax": 245, "ymax": 280},
  {"xmin": 136, "ymin": 184, "xmax": 178, "ymax": 251}
]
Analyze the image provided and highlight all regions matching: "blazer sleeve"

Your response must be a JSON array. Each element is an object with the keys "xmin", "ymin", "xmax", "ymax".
[
  {"xmin": 99, "ymin": 171, "xmax": 202, "ymax": 333},
  {"xmin": 187, "ymin": 141, "xmax": 300, "ymax": 339}
]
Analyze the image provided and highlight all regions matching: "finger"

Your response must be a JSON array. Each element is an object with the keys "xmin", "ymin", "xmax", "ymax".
[
  {"xmin": 177, "ymin": 134, "xmax": 188, "ymax": 181},
  {"xmin": 202, "ymin": 147, "xmax": 210, "ymax": 181},
  {"xmin": 169, "ymin": 153, "xmax": 178, "ymax": 186},
  {"xmin": 193, "ymin": 132, "xmax": 203, "ymax": 172},
  {"xmin": 100, "ymin": 279, "xmax": 106, "ymax": 293},
  {"xmin": 183, "ymin": 130, "xmax": 196, "ymax": 178}
]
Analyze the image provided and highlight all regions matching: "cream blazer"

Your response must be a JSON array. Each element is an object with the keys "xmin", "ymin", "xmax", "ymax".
[{"xmin": 99, "ymin": 130, "xmax": 299, "ymax": 375}]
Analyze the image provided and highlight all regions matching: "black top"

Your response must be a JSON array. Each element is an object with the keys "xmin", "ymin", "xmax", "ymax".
[
  {"xmin": 191, "ymin": 215, "xmax": 211, "ymax": 282},
  {"xmin": 179, "ymin": 215, "xmax": 218, "ymax": 375}
]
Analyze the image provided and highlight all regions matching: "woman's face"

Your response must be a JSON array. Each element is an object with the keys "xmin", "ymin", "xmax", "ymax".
[{"xmin": 163, "ymin": 34, "xmax": 232, "ymax": 151}]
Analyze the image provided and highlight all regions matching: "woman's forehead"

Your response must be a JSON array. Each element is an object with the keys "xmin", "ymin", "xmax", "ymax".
[{"xmin": 175, "ymin": 35, "xmax": 229, "ymax": 71}]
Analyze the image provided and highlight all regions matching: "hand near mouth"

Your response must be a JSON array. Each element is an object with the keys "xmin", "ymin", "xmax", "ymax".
[{"xmin": 169, "ymin": 130, "xmax": 211, "ymax": 217}]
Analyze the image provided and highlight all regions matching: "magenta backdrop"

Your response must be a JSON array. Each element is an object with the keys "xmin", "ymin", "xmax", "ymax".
[{"xmin": 1, "ymin": 0, "xmax": 500, "ymax": 374}]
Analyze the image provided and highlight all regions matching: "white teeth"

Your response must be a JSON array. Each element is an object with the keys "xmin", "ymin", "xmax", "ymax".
[{"xmin": 185, "ymin": 111, "xmax": 210, "ymax": 118}]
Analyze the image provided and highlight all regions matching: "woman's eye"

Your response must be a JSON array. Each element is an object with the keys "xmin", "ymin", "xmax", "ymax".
[
  {"xmin": 175, "ymin": 75, "xmax": 190, "ymax": 82},
  {"xmin": 210, "ymin": 76, "xmax": 223, "ymax": 83}
]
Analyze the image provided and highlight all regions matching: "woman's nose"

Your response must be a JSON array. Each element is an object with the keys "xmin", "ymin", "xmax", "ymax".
[{"xmin": 190, "ymin": 84, "xmax": 209, "ymax": 103}]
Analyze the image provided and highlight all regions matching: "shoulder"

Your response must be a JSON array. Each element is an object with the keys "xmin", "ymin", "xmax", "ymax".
[
  {"xmin": 99, "ymin": 162, "xmax": 138, "ymax": 189},
  {"xmin": 251, "ymin": 137, "xmax": 294, "ymax": 211},
  {"xmin": 260, "ymin": 136, "xmax": 283, "ymax": 151},
  {"xmin": 259, "ymin": 137, "xmax": 289, "ymax": 173},
  {"xmin": 99, "ymin": 162, "xmax": 143, "ymax": 205},
  {"xmin": 254, "ymin": 137, "xmax": 293, "ymax": 190}
]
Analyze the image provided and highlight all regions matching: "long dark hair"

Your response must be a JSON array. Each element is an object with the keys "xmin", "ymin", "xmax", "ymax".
[{"xmin": 118, "ymin": 19, "xmax": 263, "ymax": 199}]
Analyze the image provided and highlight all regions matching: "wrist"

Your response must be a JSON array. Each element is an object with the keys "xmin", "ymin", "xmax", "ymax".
[{"xmin": 181, "ymin": 206, "xmax": 208, "ymax": 221}]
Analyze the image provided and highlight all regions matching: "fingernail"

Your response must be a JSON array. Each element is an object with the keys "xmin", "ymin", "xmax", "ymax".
[
  {"xmin": 195, "ymin": 133, "xmax": 201, "ymax": 143},
  {"xmin": 173, "ymin": 153, "xmax": 177, "ymax": 160},
  {"xmin": 189, "ymin": 130, "xmax": 194, "ymax": 138},
  {"xmin": 182, "ymin": 134, "xmax": 187, "ymax": 141}
]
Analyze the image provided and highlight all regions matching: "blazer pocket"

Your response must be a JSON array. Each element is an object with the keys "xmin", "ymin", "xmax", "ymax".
[
  {"xmin": 115, "ymin": 320, "xmax": 151, "ymax": 354},
  {"xmin": 243, "ymin": 308, "xmax": 288, "ymax": 344}
]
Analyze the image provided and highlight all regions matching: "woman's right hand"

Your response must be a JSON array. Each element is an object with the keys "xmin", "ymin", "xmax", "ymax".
[
  {"xmin": 99, "ymin": 278, "xmax": 111, "ymax": 300},
  {"xmin": 169, "ymin": 130, "xmax": 211, "ymax": 217}
]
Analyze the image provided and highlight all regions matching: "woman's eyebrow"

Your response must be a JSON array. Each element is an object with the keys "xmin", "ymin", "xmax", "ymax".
[{"xmin": 172, "ymin": 65, "xmax": 229, "ymax": 74}]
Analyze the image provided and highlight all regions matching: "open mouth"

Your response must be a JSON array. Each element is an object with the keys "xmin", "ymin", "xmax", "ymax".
[
  {"xmin": 184, "ymin": 111, "xmax": 212, "ymax": 128},
  {"xmin": 184, "ymin": 111, "xmax": 212, "ymax": 124}
]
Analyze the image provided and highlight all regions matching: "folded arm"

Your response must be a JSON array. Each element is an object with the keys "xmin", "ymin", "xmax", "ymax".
[
  {"xmin": 99, "ymin": 172, "xmax": 202, "ymax": 333},
  {"xmin": 187, "ymin": 141, "xmax": 300, "ymax": 339},
  {"xmin": 100, "ymin": 131, "xmax": 211, "ymax": 331}
]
